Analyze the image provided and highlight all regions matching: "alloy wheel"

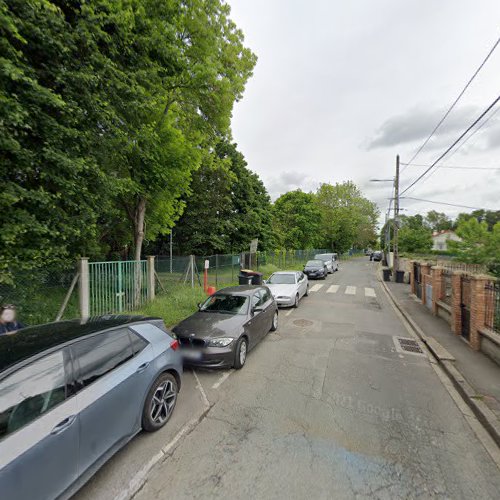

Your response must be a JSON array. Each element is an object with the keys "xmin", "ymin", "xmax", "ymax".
[
  {"xmin": 239, "ymin": 340, "xmax": 247, "ymax": 365},
  {"xmin": 150, "ymin": 379, "xmax": 177, "ymax": 425}
]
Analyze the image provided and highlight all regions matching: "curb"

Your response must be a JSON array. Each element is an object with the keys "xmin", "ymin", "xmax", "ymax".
[{"xmin": 379, "ymin": 274, "xmax": 500, "ymax": 448}]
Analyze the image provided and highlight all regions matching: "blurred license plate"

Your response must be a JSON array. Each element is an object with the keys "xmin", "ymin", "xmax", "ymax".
[{"xmin": 182, "ymin": 350, "xmax": 202, "ymax": 360}]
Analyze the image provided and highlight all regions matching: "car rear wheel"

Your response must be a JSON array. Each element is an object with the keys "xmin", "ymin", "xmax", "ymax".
[
  {"xmin": 293, "ymin": 293, "xmax": 299, "ymax": 308},
  {"xmin": 305, "ymin": 285, "xmax": 309, "ymax": 297},
  {"xmin": 270, "ymin": 311, "xmax": 278, "ymax": 331},
  {"xmin": 234, "ymin": 337, "xmax": 248, "ymax": 369},
  {"xmin": 142, "ymin": 372, "xmax": 178, "ymax": 432}
]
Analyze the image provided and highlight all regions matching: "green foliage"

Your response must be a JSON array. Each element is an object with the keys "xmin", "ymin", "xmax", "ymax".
[
  {"xmin": 273, "ymin": 190, "xmax": 321, "ymax": 249},
  {"xmin": 448, "ymin": 219, "xmax": 500, "ymax": 276},
  {"xmin": 314, "ymin": 182, "xmax": 379, "ymax": 253},
  {"xmin": 425, "ymin": 211, "xmax": 452, "ymax": 232},
  {"xmin": 453, "ymin": 210, "xmax": 500, "ymax": 232},
  {"xmin": 398, "ymin": 215, "xmax": 432, "ymax": 254}
]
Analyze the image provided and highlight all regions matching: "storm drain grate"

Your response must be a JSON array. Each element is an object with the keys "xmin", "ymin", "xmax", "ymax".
[{"xmin": 396, "ymin": 337, "xmax": 424, "ymax": 354}]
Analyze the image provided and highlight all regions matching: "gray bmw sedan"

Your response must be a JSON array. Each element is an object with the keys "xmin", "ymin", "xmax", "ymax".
[{"xmin": 173, "ymin": 285, "xmax": 278, "ymax": 369}]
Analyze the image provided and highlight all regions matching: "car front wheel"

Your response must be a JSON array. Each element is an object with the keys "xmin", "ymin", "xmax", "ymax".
[
  {"xmin": 234, "ymin": 337, "xmax": 248, "ymax": 369},
  {"xmin": 142, "ymin": 372, "xmax": 178, "ymax": 432},
  {"xmin": 270, "ymin": 310, "xmax": 278, "ymax": 331},
  {"xmin": 305, "ymin": 285, "xmax": 309, "ymax": 297},
  {"xmin": 293, "ymin": 293, "xmax": 299, "ymax": 308}
]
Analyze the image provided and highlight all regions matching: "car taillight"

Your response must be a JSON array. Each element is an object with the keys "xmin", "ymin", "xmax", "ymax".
[{"xmin": 170, "ymin": 339, "xmax": 179, "ymax": 351}]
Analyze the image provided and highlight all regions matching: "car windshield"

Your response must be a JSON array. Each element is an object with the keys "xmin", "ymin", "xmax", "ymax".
[
  {"xmin": 267, "ymin": 273, "xmax": 296, "ymax": 284},
  {"xmin": 200, "ymin": 294, "xmax": 248, "ymax": 315},
  {"xmin": 305, "ymin": 260, "xmax": 323, "ymax": 267}
]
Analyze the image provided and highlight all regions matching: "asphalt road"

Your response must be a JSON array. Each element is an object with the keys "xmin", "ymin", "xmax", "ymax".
[{"xmin": 77, "ymin": 258, "xmax": 500, "ymax": 500}]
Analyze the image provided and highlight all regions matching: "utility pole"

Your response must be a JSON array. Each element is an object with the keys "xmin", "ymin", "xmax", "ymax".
[
  {"xmin": 169, "ymin": 230, "xmax": 173, "ymax": 274},
  {"xmin": 392, "ymin": 155, "xmax": 400, "ymax": 282}
]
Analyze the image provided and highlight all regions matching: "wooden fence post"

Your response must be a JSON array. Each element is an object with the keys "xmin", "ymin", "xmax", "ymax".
[{"xmin": 79, "ymin": 257, "xmax": 90, "ymax": 320}]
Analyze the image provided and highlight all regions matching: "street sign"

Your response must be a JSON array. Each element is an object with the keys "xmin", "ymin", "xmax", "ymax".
[{"xmin": 204, "ymin": 259, "xmax": 209, "ymax": 269}]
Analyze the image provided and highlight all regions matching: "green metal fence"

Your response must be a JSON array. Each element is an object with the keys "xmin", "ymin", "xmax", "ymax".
[{"xmin": 89, "ymin": 260, "xmax": 148, "ymax": 316}]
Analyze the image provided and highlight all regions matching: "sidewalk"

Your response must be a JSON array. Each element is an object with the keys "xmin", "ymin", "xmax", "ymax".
[{"xmin": 383, "ymin": 280, "xmax": 500, "ymax": 444}]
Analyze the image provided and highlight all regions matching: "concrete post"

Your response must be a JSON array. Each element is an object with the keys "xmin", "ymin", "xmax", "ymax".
[
  {"xmin": 409, "ymin": 260, "xmax": 416, "ymax": 295},
  {"xmin": 147, "ymin": 256, "xmax": 156, "ymax": 302},
  {"xmin": 431, "ymin": 266, "xmax": 444, "ymax": 316},
  {"xmin": 469, "ymin": 275, "xmax": 490, "ymax": 351},
  {"xmin": 451, "ymin": 271, "xmax": 464, "ymax": 335},
  {"xmin": 78, "ymin": 257, "xmax": 90, "ymax": 320}
]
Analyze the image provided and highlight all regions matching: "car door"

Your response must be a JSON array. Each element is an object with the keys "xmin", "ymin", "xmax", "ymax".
[
  {"xmin": 0, "ymin": 350, "xmax": 78, "ymax": 500},
  {"xmin": 297, "ymin": 272, "xmax": 306, "ymax": 297},
  {"xmin": 258, "ymin": 288, "xmax": 275, "ymax": 336},
  {"xmin": 247, "ymin": 291, "xmax": 266, "ymax": 347},
  {"xmin": 72, "ymin": 328, "xmax": 155, "ymax": 478}
]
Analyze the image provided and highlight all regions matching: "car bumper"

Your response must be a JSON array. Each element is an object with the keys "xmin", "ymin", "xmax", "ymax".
[
  {"xmin": 180, "ymin": 344, "xmax": 235, "ymax": 368},
  {"xmin": 304, "ymin": 272, "xmax": 324, "ymax": 279},
  {"xmin": 274, "ymin": 296, "xmax": 294, "ymax": 307}
]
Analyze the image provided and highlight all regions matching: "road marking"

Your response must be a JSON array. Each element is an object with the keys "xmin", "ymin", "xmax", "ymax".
[
  {"xmin": 212, "ymin": 370, "xmax": 233, "ymax": 390},
  {"xmin": 193, "ymin": 369, "xmax": 210, "ymax": 408},
  {"xmin": 310, "ymin": 284, "xmax": 324, "ymax": 292},
  {"xmin": 285, "ymin": 309, "xmax": 293, "ymax": 316},
  {"xmin": 365, "ymin": 287, "xmax": 376, "ymax": 297},
  {"xmin": 345, "ymin": 286, "xmax": 356, "ymax": 295},
  {"xmin": 327, "ymin": 285, "xmax": 339, "ymax": 293}
]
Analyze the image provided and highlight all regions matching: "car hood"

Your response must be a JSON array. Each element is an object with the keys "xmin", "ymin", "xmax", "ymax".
[
  {"xmin": 173, "ymin": 311, "xmax": 245, "ymax": 339},
  {"xmin": 304, "ymin": 266, "xmax": 322, "ymax": 271},
  {"xmin": 266, "ymin": 283, "xmax": 297, "ymax": 297}
]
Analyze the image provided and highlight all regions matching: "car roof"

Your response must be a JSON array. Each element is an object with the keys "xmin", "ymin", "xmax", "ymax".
[
  {"xmin": 306, "ymin": 259, "xmax": 323, "ymax": 264},
  {"xmin": 215, "ymin": 285, "xmax": 266, "ymax": 295},
  {"xmin": 0, "ymin": 315, "xmax": 161, "ymax": 374},
  {"xmin": 270, "ymin": 271, "xmax": 298, "ymax": 275}
]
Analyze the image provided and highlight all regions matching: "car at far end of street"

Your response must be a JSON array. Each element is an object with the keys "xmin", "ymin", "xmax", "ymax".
[
  {"xmin": 0, "ymin": 315, "xmax": 182, "ymax": 500},
  {"xmin": 173, "ymin": 286, "xmax": 278, "ymax": 370},
  {"xmin": 265, "ymin": 271, "xmax": 309, "ymax": 307},
  {"xmin": 372, "ymin": 251, "xmax": 383, "ymax": 261},
  {"xmin": 303, "ymin": 259, "xmax": 328, "ymax": 280}
]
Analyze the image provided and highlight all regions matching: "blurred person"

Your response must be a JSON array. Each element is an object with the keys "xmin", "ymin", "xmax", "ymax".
[{"xmin": 0, "ymin": 304, "xmax": 25, "ymax": 335}]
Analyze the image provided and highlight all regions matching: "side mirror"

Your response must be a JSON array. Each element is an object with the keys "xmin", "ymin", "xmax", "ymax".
[
  {"xmin": 197, "ymin": 303, "xmax": 202, "ymax": 310},
  {"xmin": 252, "ymin": 306, "xmax": 263, "ymax": 314},
  {"xmin": 263, "ymin": 279, "xmax": 267, "ymax": 284}
]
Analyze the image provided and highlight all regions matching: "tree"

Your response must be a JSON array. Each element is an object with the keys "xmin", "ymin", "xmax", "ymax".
[
  {"xmin": 314, "ymin": 182, "xmax": 379, "ymax": 253},
  {"xmin": 448, "ymin": 218, "xmax": 500, "ymax": 275},
  {"xmin": 398, "ymin": 215, "xmax": 432, "ymax": 254},
  {"xmin": 425, "ymin": 211, "xmax": 452, "ymax": 232},
  {"xmin": 273, "ymin": 191, "xmax": 321, "ymax": 249}
]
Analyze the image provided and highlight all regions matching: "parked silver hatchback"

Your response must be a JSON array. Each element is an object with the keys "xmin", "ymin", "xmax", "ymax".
[{"xmin": 0, "ymin": 315, "xmax": 182, "ymax": 500}]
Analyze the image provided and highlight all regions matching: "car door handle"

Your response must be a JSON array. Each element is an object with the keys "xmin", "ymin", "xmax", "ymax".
[
  {"xmin": 136, "ymin": 362, "xmax": 150, "ymax": 373},
  {"xmin": 51, "ymin": 415, "xmax": 76, "ymax": 435}
]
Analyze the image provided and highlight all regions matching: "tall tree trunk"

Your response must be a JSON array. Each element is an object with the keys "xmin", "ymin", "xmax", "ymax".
[{"xmin": 133, "ymin": 197, "xmax": 147, "ymax": 261}]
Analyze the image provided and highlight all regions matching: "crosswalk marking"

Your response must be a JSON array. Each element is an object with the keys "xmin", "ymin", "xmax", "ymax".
[
  {"xmin": 365, "ymin": 287, "xmax": 376, "ymax": 297},
  {"xmin": 345, "ymin": 286, "xmax": 356, "ymax": 295},
  {"xmin": 327, "ymin": 285, "xmax": 339, "ymax": 293},
  {"xmin": 310, "ymin": 284, "xmax": 324, "ymax": 292}
]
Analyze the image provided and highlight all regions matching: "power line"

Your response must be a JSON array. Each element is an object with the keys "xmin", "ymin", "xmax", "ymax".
[
  {"xmin": 401, "ymin": 34, "xmax": 500, "ymax": 174},
  {"xmin": 400, "ymin": 93, "xmax": 500, "ymax": 196},
  {"xmin": 400, "ymin": 196, "xmax": 486, "ymax": 210},
  {"xmin": 400, "ymin": 163, "xmax": 500, "ymax": 170}
]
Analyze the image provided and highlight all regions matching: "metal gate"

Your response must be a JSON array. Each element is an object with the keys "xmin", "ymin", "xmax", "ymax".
[
  {"xmin": 460, "ymin": 275, "xmax": 471, "ymax": 341},
  {"xmin": 414, "ymin": 263, "xmax": 422, "ymax": 299},
  {"xmin": 89, "ymin": 260, "xmax": 148, "ymax": 316}
]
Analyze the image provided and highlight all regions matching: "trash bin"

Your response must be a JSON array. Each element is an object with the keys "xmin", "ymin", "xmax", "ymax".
[
  {"xmin": 238, "ymin": 271, "xmax": 253, "ymax": 285},
  {"xmin": 382, "ymin": 268, "xmax": 391, "ymax": 282},
  {"xmin": 396, "ymin": 270, "xmax": 405, "ymax": 283},
  {"xmin": 250, "ymin": 272, "xmax": 263, "ymax": 285}
]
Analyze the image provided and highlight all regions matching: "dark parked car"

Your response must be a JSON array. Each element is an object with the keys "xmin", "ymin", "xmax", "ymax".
[
  {"xmin": 303, "ymin": 259, "xmax": 328, "ymax": 280},
  {"xmin": 0, "ymin": 316, "xmax": 182, "ymax": 500},
  {"xmin": 372, "ymin": 251, "xmax": 383, "ymax": 261},
  {"xmin": 173, "ymin": 285, "xmax": 278, "ymax": 369}
]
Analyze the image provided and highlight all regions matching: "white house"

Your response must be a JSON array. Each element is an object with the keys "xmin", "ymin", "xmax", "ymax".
[{"xmin": 432, "ymin": 230, "xmax": 461, "ymax": 251}]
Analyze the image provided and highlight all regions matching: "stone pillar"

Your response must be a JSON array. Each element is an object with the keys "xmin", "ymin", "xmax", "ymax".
[
  {"xmin": 451, "ymin": 271, "xmax": 464, "ymax": 335},
  {"xmin": 420, "ymin": 262, "xmax": 432, "ymax": 306},
  {"xmin": 469, "ymin": 275, "xmax": 490, "ymax": 351},
  {"xmin": 78, "ymin": 257, "xmax": 90, "ymax": 320},
  {"xmin": 431, "ymin": 266, "xmax": 444, "ymax": 316},
  {"xmin": 147, "ymin": 255, "xmax": 156, "ymax": 302}
]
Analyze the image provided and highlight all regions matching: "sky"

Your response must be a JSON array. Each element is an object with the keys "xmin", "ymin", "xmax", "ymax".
[{"xmin": 226, "ymin": 0, "xmax": 500, "ymax": 224}]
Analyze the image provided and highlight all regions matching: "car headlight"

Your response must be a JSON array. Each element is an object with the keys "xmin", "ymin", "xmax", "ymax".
[{"xmin": 207, "ymin": 337, "xmax": 234, "ymax": 348}]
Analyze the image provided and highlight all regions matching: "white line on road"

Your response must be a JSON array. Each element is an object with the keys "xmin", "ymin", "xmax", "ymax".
[
  {"xmin": 310, "ymin": 284, "xmax": 324, "ymax": 292},
  {"xmin": 193, "ymin": 369, "xmax": 210, "ymax": 409},
  {"xmin": 345, "ymin": 286, "xmax": 356, "ymax": 295},
  {"xmin": 211, "ymin": 370, "xmax": 233, "ymax": 390},
  {"xmin": 365, "ymin": 287, "xmax": 376, "ymax": 297},
  {"xmin": 285, "ymin": 309, "xmax": 293, "ymax": 316},
  {"xmin": 327, "ymin": 285, "xmax": 339, "ymax": 293}
]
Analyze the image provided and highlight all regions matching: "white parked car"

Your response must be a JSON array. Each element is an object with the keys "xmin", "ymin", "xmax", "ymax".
[
  {"xmin": 314, "ymin": 253, "xmax": 339, "ymax": 273},
  {"xmin": 265, "ymin": 271, "xmax": 309, "ymax": 308}
]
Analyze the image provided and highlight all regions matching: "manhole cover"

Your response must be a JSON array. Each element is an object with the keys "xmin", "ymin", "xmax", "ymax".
[
  {"xmin": 396, "ymin": 337, "xmax": 424, "ymax": 354},
  {"xmin": 293, "ymin": 319, "xmax": 313, "ymax": 328}
]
